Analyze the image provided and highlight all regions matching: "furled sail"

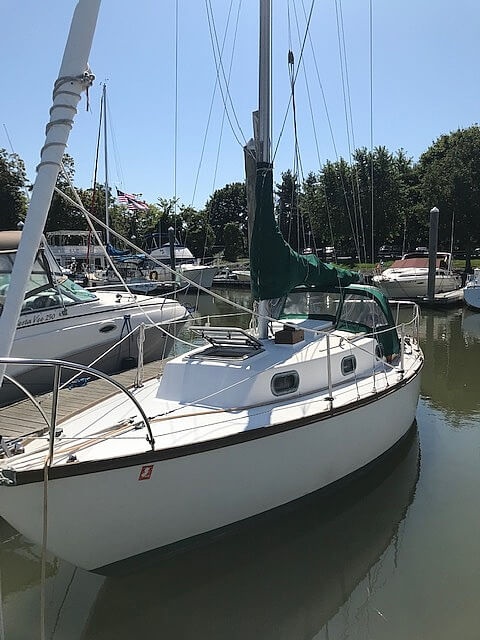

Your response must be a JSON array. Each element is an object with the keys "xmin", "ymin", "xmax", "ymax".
[{"xmin": 250, "ymin": 162, "xmax": 360, "ymax": 301}]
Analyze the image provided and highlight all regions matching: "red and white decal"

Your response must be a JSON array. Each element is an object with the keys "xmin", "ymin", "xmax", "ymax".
[{"xmin": 138, "ymin": 464, "xmax": 154, "ymax": 481}]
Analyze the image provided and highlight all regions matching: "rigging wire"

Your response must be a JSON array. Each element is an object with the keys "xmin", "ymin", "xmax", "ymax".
[
  {"xmin": 369, "ymin": 0, "xmax": 375, "ymax": 263},
  {"xmin": 211, "ymin": 0, "xmax": 242, "ymax": 194},
  {"xmin": 205, "ymin": 0, "xmax": 249, "ymax": 152},
  {"xmin": 105, "ymin": 89, "xmax": 126, "ymax": 191},
  {"xmin": 272, "ymin": 0, "xmax": 316, "ymax": 164},
  {"xmin": 335, "ymin": 0, "xmax": 366, "ymax": 263},
  {"xmin": 174, "ymin": 0, "xmax": 179, "ymax": 238},
  {"xmin": 286, "ymin": 1, "xmax": 342, "ymax": 267},
  {"xmin": 297, "ymin": 0, "xmax": 358, "ymax": 261},
  {"xmin": 190, "ymin": 0, "xmax": 237, "ymax": 206}
]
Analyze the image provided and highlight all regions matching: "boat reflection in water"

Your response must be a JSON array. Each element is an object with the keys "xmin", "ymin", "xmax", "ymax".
[
  {"xmin": 81, "ymin": 426, "xmax": 420, "ymax": 639},
  {"xmin": 417, "ymin": 308, "xmax": 480, "ymax": 419}
]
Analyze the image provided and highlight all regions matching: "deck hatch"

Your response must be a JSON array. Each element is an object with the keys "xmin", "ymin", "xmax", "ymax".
[{"xmin": 189, "ymin": 326, "xmax": 264, "ymax": 360}]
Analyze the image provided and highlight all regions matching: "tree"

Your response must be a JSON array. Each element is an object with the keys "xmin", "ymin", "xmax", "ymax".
[
  {"xmin": 223, "ymin": 222, "xmax": 244, "ymax": 261},
  {"xmin": 204, "ymin": 182, "xmax": 248, "ymax": 247},
  {"xmin": 45, "ymin": 154, "xmax": 87, "ymax": 231},
  {"xmin": 182, "ymin": 208, "xmax": 215, "ymax": 258},
  {"xmin": 0, "ymin": 149, "xmax": 28, "ymax": 230},
  {"xmin": 416, "ymin": 126, "xmax": 480, "ymax": 263},
  {"xmin": 276, "ymin": 170, "xmax": 303, "ymax": 250}
]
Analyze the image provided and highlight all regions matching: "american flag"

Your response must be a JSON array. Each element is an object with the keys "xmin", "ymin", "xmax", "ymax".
[{"xmin": 116, "ymin": 188, "xmax": 149, "ymax": 211}]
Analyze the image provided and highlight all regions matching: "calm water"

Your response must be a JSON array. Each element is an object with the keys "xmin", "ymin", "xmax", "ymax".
[{"xmin": 1, "ymin": 291, "xmax": 480, "ymax": 639}]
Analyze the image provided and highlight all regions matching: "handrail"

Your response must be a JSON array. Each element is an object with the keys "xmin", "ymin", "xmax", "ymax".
[{"xmin": 0, "ymin": 356, "xmax": 155, "ymax": 450}]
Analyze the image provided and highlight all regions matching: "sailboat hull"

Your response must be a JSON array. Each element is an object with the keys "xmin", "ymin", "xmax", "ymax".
[{"xmin": 0, "ymin": 368, "xmax": 421, "ymax": 572}]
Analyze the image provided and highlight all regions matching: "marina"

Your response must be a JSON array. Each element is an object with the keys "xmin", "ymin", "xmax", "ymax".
[
  {"xmin": 1, "ymin": 294, "xmax": 480, "ymax": 638},
  {"xmin": 0, "ymin": 0, "xmax": 479, "ymax": 637}
]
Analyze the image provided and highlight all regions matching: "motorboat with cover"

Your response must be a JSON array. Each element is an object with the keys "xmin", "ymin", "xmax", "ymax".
[
  {"xmin": 372, "ymin": 251, "xmax": 462, "ymax": 299},
  {"xmin": 0, "ymin": 230, "xmax": 189, "ymax": 404},
  {"xmin": 0, "ymin": 0, "xmax": 423, "ymax": 573}
]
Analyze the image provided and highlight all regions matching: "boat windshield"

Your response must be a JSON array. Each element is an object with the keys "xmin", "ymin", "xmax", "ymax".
[
  {"xmin": 281, "ymin": 287, "xmax": 390, "ymax": 330},
  {"xmin": 281, "ymin": 290, "xmax": 342, "ymax": 321},
  {"xmin": 0, "ymin": 252, "xmax": 97, "ymax": 315},
  {"xmin": 337, "ymin": 292, "xmax": 389, "ymax": 332}
]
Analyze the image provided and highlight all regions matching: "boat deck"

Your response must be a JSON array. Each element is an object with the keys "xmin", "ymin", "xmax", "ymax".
[{"xmin": 0, "ymin": 359, "xmax": 167, "ymax": 441}]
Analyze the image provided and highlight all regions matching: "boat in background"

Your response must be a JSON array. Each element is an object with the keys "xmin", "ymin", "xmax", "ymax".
[
  {"xmin": 0, "ymin": 0, "xmax": 423, "ymax": 573},
  {"xmin": 230, "ymin": 267, "xmax": 251, "ymax": 284},
  {"xmin": 46, "ymin": 229, "xmax": 110, "ymax": 275},
  {"xmin": 0, "ymin": 230, "xmax": 189, "ymax": 405},
  {"xmin": 463, "ymin": 268, "xmax": 480, "ymax": 310},
  {"xmin": 372, "ymin": 250, "xmax": 462, "ymax": 300},
  {"xmin": 147, "ymin": 242, "xmax": 218, "ymax": 290}
]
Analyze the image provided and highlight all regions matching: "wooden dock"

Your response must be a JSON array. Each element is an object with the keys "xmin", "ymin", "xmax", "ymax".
[{"xmin": 0, "ymin": 359, "xmax": 167, "ymax": 441}]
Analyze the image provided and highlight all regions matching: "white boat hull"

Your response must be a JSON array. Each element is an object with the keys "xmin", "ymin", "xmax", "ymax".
[
  {"xmin": 373, "ymin": 273, "xmax": 461, "ymax": 299},
  {"xmin": 464, "ymin": 270, "xmax": 480, "ymax": 310},
  {"xmin": 0, "ymin": 369, "xmax": 421, "ymax": 571}
]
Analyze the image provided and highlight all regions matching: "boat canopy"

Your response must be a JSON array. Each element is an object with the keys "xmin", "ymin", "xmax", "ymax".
[
  {"xmin": 250, "ymin": 163, "xmax": 360, "ymax": 300},
  {"xmin": 339, "ymin": 284, "xmax": 400, "ymax": 357}
]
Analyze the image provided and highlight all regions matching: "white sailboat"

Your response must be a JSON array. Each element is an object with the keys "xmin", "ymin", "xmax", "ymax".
[{"xmin": 0, "ymin": 0, "xmax": 423, "ymax": 573}]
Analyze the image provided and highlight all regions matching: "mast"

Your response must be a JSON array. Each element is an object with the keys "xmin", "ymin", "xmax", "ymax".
[
  {"xmin": 102, "ymin": 82, "xmax": 110, "ymax": 245},
  {"xmin": 0, "ymin": 0, "xmax": 101, "ymax": 384},
  {"xmin": 257, "ymin": 0, "xmax": 272, "ymax": 339},
  {"xmin": 258, "ymin": 0, "xmax": 271, "ymax": 164}
]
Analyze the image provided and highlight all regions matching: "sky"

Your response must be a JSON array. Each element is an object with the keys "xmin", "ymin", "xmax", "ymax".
[{"xmin": 1, "ymin": 0, "xmax": 479, "ymax": 213}]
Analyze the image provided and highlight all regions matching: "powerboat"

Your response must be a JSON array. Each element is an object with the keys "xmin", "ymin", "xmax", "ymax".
[
  {"xmin": 0, "ymin": 230, "xmax": 189, "ymax": 404},
  {"xmin": 463, "ymin": 268, "xmax": 480, "ymax": 310},
  {"xmin": 372, "ymin": 251, "xmax": 462, "ymax": 299}
]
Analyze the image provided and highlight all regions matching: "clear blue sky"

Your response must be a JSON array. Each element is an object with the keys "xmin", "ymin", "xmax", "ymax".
[{"xmin": 1, "ymin": 0, "xmax": 479, "ymax": 211}]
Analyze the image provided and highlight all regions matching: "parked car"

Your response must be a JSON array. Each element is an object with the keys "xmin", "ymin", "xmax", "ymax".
[
  {"xmin": 378, "ymin": 245, "xmax": 402, "ymax": 260},
  {"xmin": 318, "ymin": 246, "xmax": 336, "ymax": 262}
]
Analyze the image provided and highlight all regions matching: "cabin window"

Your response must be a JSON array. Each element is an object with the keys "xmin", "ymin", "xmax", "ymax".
[
  {"xmin": 271, "ymin": 370, "xmax": 300, "ymax": 396},
  {"xmin": 341, "ymin": 355, "xmax": 356, "ymax": 376}
]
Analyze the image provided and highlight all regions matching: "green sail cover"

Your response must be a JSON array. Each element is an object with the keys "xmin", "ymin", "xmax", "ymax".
[
  {"xmin": 250, "ymin": 162, "xmax": 360, "ymax": 300},
  {"xmin": 250, "ymin": 162, "xmax": 360, "ymax": 301}
]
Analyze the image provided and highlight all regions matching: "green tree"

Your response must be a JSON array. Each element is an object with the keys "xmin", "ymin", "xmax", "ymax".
[
  {"xmin": 416, "ymin": 126, "xmax": 480, "ymax": 262},
  {"xmin": 276, "ymin": 170, "xmax": 304, "ymax": 250},
  {"xmin": 352, "ymin": 146, "xmax": 410, "ymax": 261},
  {"xmin": 204, "ymin": 182, "xmax": 248, "ymax": 247},
  {"xmin": 223, "ymin": 222, "xmax": 244, "ymax": 261},
  {"xmin": 45, "ymin": 154, "xmax": 87, "ymax": 231},
  {"xmin": 183, "ymin": 208, "xmax": 215, "ymax": 258},
  {"xmin": 0, "ymin": 149, "xmax": 28, "ymax": 229}
]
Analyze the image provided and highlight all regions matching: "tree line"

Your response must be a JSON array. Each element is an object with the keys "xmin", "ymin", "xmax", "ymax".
[{"xmin": 2, "ymin": 125, "xmax": 480, "ymax": 264}]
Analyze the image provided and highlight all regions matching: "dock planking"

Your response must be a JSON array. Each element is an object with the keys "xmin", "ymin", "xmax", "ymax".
[{"xmin": 0, "ymin": 358, "xmax": 167, "ymax": 441}]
